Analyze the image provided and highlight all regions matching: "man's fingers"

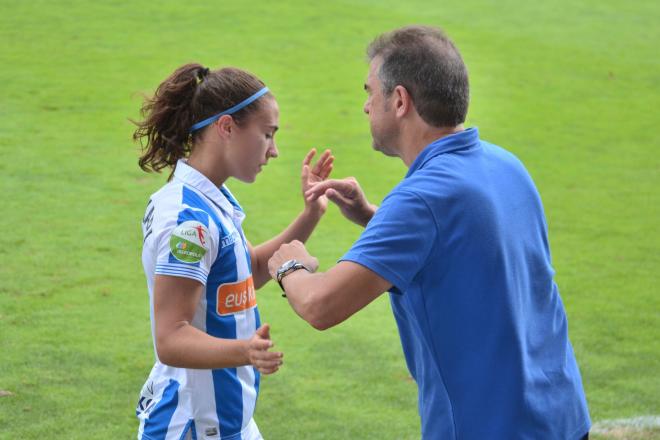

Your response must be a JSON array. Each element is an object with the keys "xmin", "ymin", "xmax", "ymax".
[
  {"xmin": 308, "ymin": 257, "xmax": 320, "ymax": 272},
  {"xmin": 305, "ymin": 179, "xmax": 354, "ymax": 200},
  {"xmin": 268, "ymin": 259, "xmax": 281, "ymax": 279},
  {"xmin": 306, "ymin": 190, "xmax": 321, "ymax": 203},
  {"xmin": 326, "ymin": 188, "xmax": 352, "ymax": 208},
  {"xmin": 268, "ymin": 259, "xmax": 278, "ymax": 278}
]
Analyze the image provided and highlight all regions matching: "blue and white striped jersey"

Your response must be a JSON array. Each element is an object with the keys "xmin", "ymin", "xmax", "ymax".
[{"xmin": 137, "ymin": 160, "xmax": 262, "ymax": 440}]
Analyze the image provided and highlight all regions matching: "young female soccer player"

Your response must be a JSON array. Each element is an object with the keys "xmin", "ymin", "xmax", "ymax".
[{"xmin": 132, "ymin": 63, "xmax": 332, "ymax": 440}]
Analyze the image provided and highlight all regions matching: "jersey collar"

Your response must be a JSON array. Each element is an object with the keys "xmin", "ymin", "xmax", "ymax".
[
  {"xmin": 172, "ymin": 159, "xmax": 242, "ymax": 218},
  {"xmin": 406, "ymin": 127, "xmax": 480, "ymax": 178}
]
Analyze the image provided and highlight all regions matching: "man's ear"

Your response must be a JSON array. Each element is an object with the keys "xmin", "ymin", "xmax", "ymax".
[
  {"xmin": 215, "ymin": 114, "xmax": 234, "ymax": 138},
  {"xmin": 393, "ymin": 85, "xmax": 413, "ymax": 118}
]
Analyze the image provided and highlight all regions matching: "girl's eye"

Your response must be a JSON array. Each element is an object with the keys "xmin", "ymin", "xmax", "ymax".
[{"xmin": 265, "ymin": 133, "xmax": 273, "ymax": 139}]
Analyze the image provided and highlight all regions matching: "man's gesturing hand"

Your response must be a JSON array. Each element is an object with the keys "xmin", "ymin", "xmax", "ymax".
[{"xmin": 304, "ymin": 177, "xmax": 377, "ymax": 227}]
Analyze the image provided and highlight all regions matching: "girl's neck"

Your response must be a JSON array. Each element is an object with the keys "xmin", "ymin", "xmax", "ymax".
[{"xmin": 187, "ymin": 144, "xmax": 229, "ymax": 188}]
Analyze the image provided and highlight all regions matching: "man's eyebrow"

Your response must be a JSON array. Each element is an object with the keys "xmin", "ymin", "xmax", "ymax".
[
  {"xmin": 268, "ymin": 125, "xmax": 279, "ymax": 132},
  {"xmin": 364, "ymin": 83, "xmax": 370, "ymax": 91}
]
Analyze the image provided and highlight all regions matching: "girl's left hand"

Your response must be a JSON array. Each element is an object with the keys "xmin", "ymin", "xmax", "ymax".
[{"xmin": 301, "ymin": 148, "xmax": 333, "ymax": 215}]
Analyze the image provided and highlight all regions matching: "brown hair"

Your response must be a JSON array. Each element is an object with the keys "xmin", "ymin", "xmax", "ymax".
[
  {"xmin": 133, "ymin": 63, "xmax": 269, "ymax": 174},
  {"xmin": 367, "ymin": 25, "xmax": 469, "ymax": 127}
]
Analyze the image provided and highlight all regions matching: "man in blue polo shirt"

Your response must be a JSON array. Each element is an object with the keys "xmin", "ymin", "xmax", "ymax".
[{"xmin": 268, "ymin": 25, "xmax": 591, "ymax": 439}]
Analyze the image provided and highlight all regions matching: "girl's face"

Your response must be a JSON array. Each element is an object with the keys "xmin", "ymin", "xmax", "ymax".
[{"xmin": 227, "ymin": 97, "xmax": 280, "ymax": 183}]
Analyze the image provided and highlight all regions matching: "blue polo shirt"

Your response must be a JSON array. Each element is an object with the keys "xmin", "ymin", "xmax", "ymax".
[{"xmin": 341, "ymin": 128, "xmax": 590, "ymax": 439}]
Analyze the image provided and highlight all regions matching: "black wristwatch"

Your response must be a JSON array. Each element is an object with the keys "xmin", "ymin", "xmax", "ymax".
[{"xmin": 276, "ymin": 259, "xmax": 310, "ymax": 296}]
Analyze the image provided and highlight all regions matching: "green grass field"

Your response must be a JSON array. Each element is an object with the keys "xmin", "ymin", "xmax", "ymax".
[{"xmin": 1, "ymin": 0, "xmax": 658, "ymax": 438}]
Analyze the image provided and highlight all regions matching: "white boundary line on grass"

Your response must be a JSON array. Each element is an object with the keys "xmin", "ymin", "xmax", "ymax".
[{"xmin": 591, "ymin": 415, "xmax": 660, "ymax": 434}]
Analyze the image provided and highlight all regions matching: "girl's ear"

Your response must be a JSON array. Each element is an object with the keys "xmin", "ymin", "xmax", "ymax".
[{"xmin": 215, "ymin": 114, "xmax": 234, "ymax": 138}]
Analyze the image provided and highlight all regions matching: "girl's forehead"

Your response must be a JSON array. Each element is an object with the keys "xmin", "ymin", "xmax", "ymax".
[
  {"xmin": 262, "ymin": 96, "xmax": 279, "ymax": 113},
  {"xmin": 255, "ymin": 97, "xmax": 279, "ymax": 122}
]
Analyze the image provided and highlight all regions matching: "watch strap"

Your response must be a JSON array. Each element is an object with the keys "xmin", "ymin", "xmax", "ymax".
[{"xmin": 277, "ymin": 261, "xmax": 310, "ymax": 296}]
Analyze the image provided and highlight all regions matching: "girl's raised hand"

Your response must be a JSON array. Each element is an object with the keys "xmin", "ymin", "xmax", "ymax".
[{"xmin": 301, "ymin": 148, "xmax": 334, "ymax": 214}]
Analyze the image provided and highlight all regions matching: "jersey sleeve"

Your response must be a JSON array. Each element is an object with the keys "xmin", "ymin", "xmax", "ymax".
[
  {"xmin": 339, "ymin": 189, "xmax": 437, "ymax": 294},
  {"xmin": 153, "ymin": 207, "xmax": 218, "ymax": 285}
]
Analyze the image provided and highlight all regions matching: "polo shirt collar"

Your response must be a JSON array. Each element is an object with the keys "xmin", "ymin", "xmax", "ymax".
[
  {"xmin": 172, "ymin": 159, "xmax": 240, "ymax": 217},
  {"xmin": 406, "ymin": 127, "xmax": 480, "ymax": 177}
]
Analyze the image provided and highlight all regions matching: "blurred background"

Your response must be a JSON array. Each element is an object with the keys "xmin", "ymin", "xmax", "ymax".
[{"xmin": 0, "ymin": 1, "xmax": 658, "ymax": 438}]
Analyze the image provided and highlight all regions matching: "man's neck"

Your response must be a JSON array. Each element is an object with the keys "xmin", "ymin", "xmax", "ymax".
[{"xmin": 400, "ymin": 123, "xmax": 464, "ymax": 167}]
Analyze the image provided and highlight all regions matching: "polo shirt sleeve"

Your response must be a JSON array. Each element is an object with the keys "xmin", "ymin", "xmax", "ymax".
[
  {"xmin": 340, "ymin": 189, "xmax": 437, "ymax": 294},
  {"xmin": 154, "ymin": 207, "xmax": 218, "ymax": 285}
]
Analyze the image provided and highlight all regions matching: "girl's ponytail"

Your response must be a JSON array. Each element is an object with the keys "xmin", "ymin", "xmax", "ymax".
[{"xmin": 134, "ymin": 63, "xmax": 207, "ymax": 174}]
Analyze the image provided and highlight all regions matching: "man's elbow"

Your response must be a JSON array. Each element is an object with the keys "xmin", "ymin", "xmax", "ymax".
[
  {"xmin": 308, "ymin": 315, "xmax": 334, "ymax": 331},
  {"xmin": 297, "ymin": 293, "xmax": 338, "ymax": 331}
]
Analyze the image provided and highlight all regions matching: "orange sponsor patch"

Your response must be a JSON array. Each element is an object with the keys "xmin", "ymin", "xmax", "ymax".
[{"xmin": 216, "ymin": 277, "xmax": 257, "ymax": 315}]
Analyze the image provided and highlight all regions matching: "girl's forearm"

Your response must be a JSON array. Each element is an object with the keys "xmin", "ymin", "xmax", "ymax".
[{"xmin": 251, "ymin": 207, "xmax": 323, "ymax": 288}]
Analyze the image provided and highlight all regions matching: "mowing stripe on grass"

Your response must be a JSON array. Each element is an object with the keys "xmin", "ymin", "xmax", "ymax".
[{"xmin": 591, "ymin": 415, "xmax": 660, "ymax": 434}]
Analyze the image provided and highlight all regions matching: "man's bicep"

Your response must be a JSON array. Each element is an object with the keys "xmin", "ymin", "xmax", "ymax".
[{"xmin": 340, "ymin": 190, "xmax": 437, "ymax": 293}]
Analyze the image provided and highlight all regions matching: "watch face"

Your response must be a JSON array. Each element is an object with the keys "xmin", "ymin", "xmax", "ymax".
[{"xmin": 278, "ymin": 259, "xmax": 297, "ymax": 274}]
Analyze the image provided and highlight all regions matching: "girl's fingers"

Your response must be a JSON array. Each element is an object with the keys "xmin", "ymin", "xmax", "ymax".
[
  {"xmin": 257, "ymin": 358, "xmax": 284, "ymax": 369},
  {"xmin": 302, "ymin": 148, "xmax": 317, "ymax": 168},
  {"xmin": 312, "ymin": 149, "xmax": 332, "ymax": 174},
  {"xmin": 253, "ymin": 350, "xmax": 283, "ymax": 361},
  {"xmin": 259, "ymin": 366, "xmax": 280, "ymax": 375},
  {"xmin": 301, "ymin": 164, "xmax": 310, "ymax": 185},
  {"xmin": 319, "ymin": 161, "xmax": 333, "ymax": 179}
]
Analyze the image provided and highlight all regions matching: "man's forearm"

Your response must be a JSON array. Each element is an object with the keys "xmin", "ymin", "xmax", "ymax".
[
  {"xmin": 278, "ymin": 261, "xmax": 390, "ymax": 330},
  {"xmin": 356, "ymin": 203, "xmax": 378, "ymax": 227},
  {"xmin": 280, "ymin": 269, "xmax": 335, "ymax": 330}
]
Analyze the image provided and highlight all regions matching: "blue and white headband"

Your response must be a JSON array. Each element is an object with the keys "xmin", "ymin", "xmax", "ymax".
[{"xmin": 190, "ymin": 87, "xmax": 270, "ymax": 133}]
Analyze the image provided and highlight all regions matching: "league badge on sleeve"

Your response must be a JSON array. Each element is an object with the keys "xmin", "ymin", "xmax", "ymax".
[{"xmin": 169, "ymin": 221, "xmax": 210, "ymax": 263}]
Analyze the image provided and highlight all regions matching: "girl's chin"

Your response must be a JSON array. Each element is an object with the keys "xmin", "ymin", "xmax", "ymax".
[
  {"xmin": 237, "ymin": 173, "xmax": 258, "ymax": 184},
  {"xmin": 234, "ymin": 166, "xmax": 263, "ymax": 183}
]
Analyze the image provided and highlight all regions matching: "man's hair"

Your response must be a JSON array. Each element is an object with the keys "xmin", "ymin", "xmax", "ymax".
[{"xmin": 367, "ymin": 25, "xmax": 469, "ymax": 127}]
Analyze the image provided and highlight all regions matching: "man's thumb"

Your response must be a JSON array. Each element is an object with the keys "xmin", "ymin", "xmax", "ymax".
[{"xmin": 326, "ymin": 188, "xmax": 349, "ymax": 206}]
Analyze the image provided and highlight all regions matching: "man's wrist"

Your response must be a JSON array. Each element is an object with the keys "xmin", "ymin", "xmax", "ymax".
[
  {"xmin": 276, "ymin": 259, "xmax": 311, "ymax": 296},
  {"xmin": 280, "ymin": 268, "xmax": 307, "ymax": 296},
  {"xmin": 358, "ymin": 203, "xmax": 378, "ymax": 227}
]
